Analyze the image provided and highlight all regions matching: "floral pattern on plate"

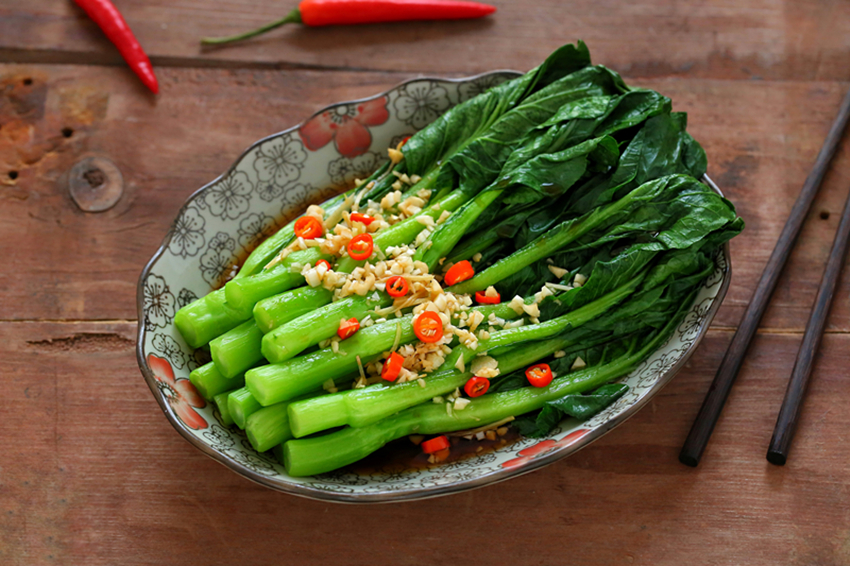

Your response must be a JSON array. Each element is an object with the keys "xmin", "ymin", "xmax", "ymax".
[{"xmin": 300, "ymin": 97, "xmax": 390, "ymax": 158}]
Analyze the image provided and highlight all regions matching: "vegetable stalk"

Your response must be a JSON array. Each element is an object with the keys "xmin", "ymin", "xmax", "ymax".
[
  {"xmin": 189, "ymin": 361, "xmax": 245, "ymax": 401},
  {"xmin": 287, "ymin": 276, "xmax": 640, "ymax": 437},
  {"xmin": 283, "ymin": 314, "xmax": 681, "ymax": 477}
]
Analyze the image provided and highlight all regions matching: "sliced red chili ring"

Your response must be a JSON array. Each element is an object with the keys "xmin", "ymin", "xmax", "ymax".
[
  {"xmin": 350, "ymin": 212, "xmax": 374, "ymax": 226},
  {"xmin": 381, "ymin": 351, "xmax": 405, "ymax": 382},
  {"xmin": 421, "ymin": 435, "xmax": 450, "ymax": 454},
  {"xmin": 294, "ymin": 216, "xmax": 324, "ymax": 239},
  {"xmin": 525, "ymin": 363, "xmax": 553, "ymax": 388},
  {"xmin": 414, "ymin": 311, "xmax": 444, "ymax": 343},
  {"xmin": 337, "ymin": 317, "xmax": 360, "ymax": 340},
  {"xmin": 445, "ymin": 260, "xmax": 474, "ymax": 286},
  {"xmin": 386, "ymin": 276, "xmax": 409, "ymax": 297},
  {"xmin": 474, "ymin": 289, "xmax": 500, "ymax": 304},
  {"xmin": 347, "ymin": 233, "xmax": 374, "ymax": 261},
  {"xmin": 464, "ymin": 376, "xmax": 490, "ymax": 397},
  {"xmin": 315, "ymin": 259, "xmax": 332, "ymax": 271}
]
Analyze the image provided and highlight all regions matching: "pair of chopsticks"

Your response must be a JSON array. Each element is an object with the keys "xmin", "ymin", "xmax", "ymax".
[{"xmin": 680, "ymin": 88, "xmax": 850, "ymax": 467}]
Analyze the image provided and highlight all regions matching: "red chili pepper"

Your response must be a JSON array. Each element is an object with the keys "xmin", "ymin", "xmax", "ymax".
[
  {"xmin": 315, "ymin": 259, "xmax": 332, "ymax": 271},
  {"xmin": 337, "ymin": 317, "xmax": 360, "ymax": 340},
  {"xmin": 73, "ymin": 0, "xmax": 158, "ymax": 93},
  {"xmin": 421, "ymin": 435, "xmax": 450, "ymax": 454},
  {"xmin": 464, "ymin": 376, "xmax": 489, "ymax": 397},
  {"xmin": 526, "ymin": 363, "xmax": 553, "ymax": 388},
  {"xmin": 474, "ymin": 289, "xmax": 500, "ymax": 304},
  {"xmin": 350, "ymin": 212, "xmax": 374, "ymax": 226},
  {"xmin": 444, "ymin": 260, "xmax": 474, "ymax": 287},
  {"xmin": 381, "ymin": 351, "xmax": 405, "ymax": 382},
  {"xmin": 385, "ymin": 276, "xmax": 409, "ymax": 298},
  {"xmin": 414, "ymin": 311, "xmax": 443, "ymax": 343},
  {"xmin": 347, "ymin": 233, "xmax": 374, "ymax": 261},
  {"xmin": 294, "ymin": 216, "xmax": 324, "ymax": 239},
  {"xmin": 201, "ymin": 0, "xmax": 497, "ymax": 45}
]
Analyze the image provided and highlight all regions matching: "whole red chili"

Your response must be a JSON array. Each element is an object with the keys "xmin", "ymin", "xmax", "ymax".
[
  {"xmin": 201, "ymin": 0, "xmax": 497, "ymax": 45},
  {"xmin": 73, "ymin": 0, "xmax": 159, "ymax": 93}
]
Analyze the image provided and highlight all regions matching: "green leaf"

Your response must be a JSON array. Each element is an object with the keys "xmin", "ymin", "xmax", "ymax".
[
  {"xmin": 402, "ymin": 42, "xmax": 593, "ymax": 177},
  {"xmin": 515, "ymin": 383, "xmax": 629, "ymax": 438}
]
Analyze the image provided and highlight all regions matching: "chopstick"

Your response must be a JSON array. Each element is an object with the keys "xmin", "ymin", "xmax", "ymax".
[
  {"xmin": 767, "ymin": 182, "xmax": 850, "ymax": 465},
  {"xmin": 679, "ymin": 87, "xmax": 850, "ymax": 467}
]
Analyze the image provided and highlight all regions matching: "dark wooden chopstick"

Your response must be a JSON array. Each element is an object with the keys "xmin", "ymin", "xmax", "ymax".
[
  {"xmin": 679, "ymin": 87, "xmax": 850, "ymax": 467},
  {"xmin": 767, "ymin": 182, "xmax": 850, "ymax": 465}
]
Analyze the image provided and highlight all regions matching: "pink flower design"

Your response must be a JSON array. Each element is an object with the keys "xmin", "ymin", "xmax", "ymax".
[
  {"xmin": 300, "ymin": 97, "xmax": 389, "ymax": 158},
  {"xmin": 148, "ymin": 353, "xmax": 208, "ymax": 430},
  {"xmin": 501, "ymin": 429, "xmax": 590, "ymax": 469}
]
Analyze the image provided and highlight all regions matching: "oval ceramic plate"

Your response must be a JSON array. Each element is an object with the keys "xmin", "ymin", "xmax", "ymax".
[{"xmin": 136, "ymin": 71, "xmax": 731, "ymax": 503}]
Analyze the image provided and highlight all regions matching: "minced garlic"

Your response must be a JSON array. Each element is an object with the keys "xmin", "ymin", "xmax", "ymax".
[{"xmin": 548, "ymin": 265, "xmax": 568, "ymax": 278}]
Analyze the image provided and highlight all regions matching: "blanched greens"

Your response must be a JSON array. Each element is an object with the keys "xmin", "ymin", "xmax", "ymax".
[{"xmin": 170, "ymin": 42, "xmax": 743, "ymax": 478}]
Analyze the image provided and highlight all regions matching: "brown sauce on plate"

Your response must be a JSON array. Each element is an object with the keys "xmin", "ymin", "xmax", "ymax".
[{"xmin": 345, "ymin": 428, "xmax": 523, "ymax": 476}]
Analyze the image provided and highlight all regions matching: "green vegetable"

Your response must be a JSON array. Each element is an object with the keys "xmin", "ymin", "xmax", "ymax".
[
  {"xmin": 174, "ymin": 289, "xmax": 251, "ymax": 350},
  {"xmin": 210, "ymin": 320, "xmax": 264, "ymax": 379},
  {"xmin": 227, "ymin": 387, "xmax": 263, "ymax": 429},
  {"xmin": 164, "ymin": 42, "xmax": 745, "ymax": 478},
  {"xmin": 213, "ymin": 390, "xmax": 237, "ymax": 427},
  {"xmin": 189, "ymin": 361, "xmax": 245, "ymax": 401},
  {"xmin": 513, "ymin": 383, "xmax": 628, "ymax": 438},
  {"xmin": 287, "ymin": 280, "xmax": 629, "ymax": 438},
  {"xmin": 282, "ymin": 307, "xmax": 690, "ymax": 477},
  {"xmin": 251, "ymin": 300, "xmax": 525, "ymax": 407}
]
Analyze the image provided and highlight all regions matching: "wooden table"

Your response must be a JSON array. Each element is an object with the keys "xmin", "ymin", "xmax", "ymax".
[{"xmin": 3, "ymin": 1, "xmax": 850, "ymax": 564}]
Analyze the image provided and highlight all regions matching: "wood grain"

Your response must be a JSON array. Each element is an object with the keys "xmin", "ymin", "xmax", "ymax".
[
  {"xmin": 4, "ymin": 3, "xmax": 850, "ymax": 563},
  {"xmin": 680, "ymin": 85, "xmax": 850, "ymax": 467},
  {"xmin": 3, "ymin": 65, "xmax": 850, "ymax": 330},
  {"xmin": 768, "ymin": 159, "xmax": 850, "ymax": 465},
  {"xmin": 2, "ymin": 1, "xmax": 850, "ymax": 80},
  {"xmin": 2, "ymin": 326, "xmax": 849, "ymax": 565},
  {"xmin": 0, "ymin": 64, "xmax": 402, "ymax": 321}
]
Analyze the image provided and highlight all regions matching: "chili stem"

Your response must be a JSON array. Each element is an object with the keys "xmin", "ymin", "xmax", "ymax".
[{"xmin": 201, "ymin": 9, "xmax": 302, "ymax": 45}]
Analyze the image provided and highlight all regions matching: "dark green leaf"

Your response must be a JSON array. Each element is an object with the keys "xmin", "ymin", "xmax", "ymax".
[{"xmin": 515, "ymin": 383, "xmax": 629, "ymax": 438}]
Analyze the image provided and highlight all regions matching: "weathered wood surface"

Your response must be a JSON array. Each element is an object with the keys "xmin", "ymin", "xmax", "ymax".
[
  {"xmin": 2, "ymin": 326, "xmax": 849, "ymax": 564},
  {"xmin": 3, "ymin": 65, "xmax": 850, "ymax": 329},
  {"xmin": 3, "ymin": 0, "xmax": 850, "ymax": 81},
  {"xmin": 2, "ymin": 1, "xmax": 850, "ymax": 564}
]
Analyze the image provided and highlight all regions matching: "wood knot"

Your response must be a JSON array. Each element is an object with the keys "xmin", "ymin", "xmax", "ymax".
[{"xmin": 68, "ymin": 156, "xmax": 123, "ymax": 212}]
